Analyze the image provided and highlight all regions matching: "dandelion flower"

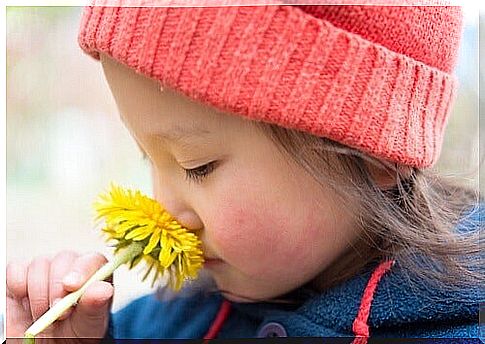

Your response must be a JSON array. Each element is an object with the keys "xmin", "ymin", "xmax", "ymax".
[
  {"xmin": 93, "ymin": 182, "xmax": 205, "ymax": 290},
  {"xmin": 24, "ymin": 183, "xmax": 204, "ymax": 341}
]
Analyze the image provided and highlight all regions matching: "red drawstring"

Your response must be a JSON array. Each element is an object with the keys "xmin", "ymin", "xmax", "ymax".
[
  {"xmin": 203, "ymin": 299, "xmax": 232, "ymax": 340},
  {"xmin": 352, "ymin": 260, "xmax": 395, "ymax": 344}
]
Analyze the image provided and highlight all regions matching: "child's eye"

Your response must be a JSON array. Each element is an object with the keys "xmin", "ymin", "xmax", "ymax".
[{"xmin": 183, "ymin": 161, "xmax": 217, "ymax": 183}]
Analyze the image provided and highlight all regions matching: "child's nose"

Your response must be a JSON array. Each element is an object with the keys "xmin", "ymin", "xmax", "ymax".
[
  {"xmin": 158, "ymin": 198, "xmax": 204, "ymax": 232},
  {"xmin": 170, "ymin": 209, "xmax": 204, "ymax": 233},
  {"xmin": 153, "ymin": 177, "xmax": 204, "ymax": 231}
]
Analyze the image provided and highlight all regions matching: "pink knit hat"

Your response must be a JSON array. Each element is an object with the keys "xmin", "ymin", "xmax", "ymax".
[{"xmin": 78, "ymin": 3, "xmax": 463, "ymax": 168}]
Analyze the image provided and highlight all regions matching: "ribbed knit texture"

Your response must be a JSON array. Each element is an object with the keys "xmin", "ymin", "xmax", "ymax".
[{"xmin": 78, "ymin": 3, "xmax": 463, "ymax": 168}]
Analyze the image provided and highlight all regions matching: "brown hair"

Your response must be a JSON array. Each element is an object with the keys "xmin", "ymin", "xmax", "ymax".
[{"xmin": 254, "ymin": 122, "xmax": 483, "ymax": 299}]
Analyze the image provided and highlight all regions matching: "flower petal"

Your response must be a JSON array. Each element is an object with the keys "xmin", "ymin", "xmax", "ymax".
[{"xmin": 143, "ymin": 227, "xmax": 161, "ymax": 255}]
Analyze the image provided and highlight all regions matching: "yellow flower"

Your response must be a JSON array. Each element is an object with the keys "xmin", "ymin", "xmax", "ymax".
[{"xmin": 93, "ymin": 183, "xmax": 204, "ymax": 290}]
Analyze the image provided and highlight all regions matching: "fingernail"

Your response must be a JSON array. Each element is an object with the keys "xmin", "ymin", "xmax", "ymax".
[
  {"xmin": 94, "ymin": 296, "xmax": 111, "ymax": 308},
  {"xmin": 63, "ymin": 272, "xmax": 81, "ymax": 286},
  {"xmin": 100, "ymin": 292, "xmax": 113, "ymax": 303}
]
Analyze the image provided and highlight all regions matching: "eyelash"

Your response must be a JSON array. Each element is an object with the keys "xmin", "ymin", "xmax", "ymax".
[
  {"xmin": 141, "ymin": 151, "xmax": 216, "ymax": 184},
  {"xmin": 141, "ymin": 151, "xmax": 150, "ymax": 162},
  {"xmin": 183, "ymin": 161, "xmax": 217, "ymax": 183}
]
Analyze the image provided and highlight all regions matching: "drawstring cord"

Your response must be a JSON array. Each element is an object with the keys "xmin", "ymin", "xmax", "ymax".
[
  {"xmin": 352, "ymin": 259, "xmax": 395, "ymax": 344},
  {"xmin": 203, "ymin": 299, "xmax": 232, "ymax": 340}
]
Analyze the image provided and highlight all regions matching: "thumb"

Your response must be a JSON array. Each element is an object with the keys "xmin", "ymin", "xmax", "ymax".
[{"xmin": 69, "ymin": 281, "xmax": 113, "ymax": 338}]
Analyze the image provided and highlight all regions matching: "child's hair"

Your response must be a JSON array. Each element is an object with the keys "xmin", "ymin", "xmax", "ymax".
[{"xmin": 254, "ymin": 122, "xmax": 483, "ymax": 297}]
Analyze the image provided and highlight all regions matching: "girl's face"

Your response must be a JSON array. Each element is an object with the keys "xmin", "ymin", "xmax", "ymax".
[{"xmin": 101, "ymin": 54, "xmax": 359, "ymax": 302}]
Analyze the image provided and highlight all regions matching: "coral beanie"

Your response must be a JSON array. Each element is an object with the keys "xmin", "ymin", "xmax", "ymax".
[{"xmin": 78, "ymin": 2, "xmax": 463, "ymax": 168}]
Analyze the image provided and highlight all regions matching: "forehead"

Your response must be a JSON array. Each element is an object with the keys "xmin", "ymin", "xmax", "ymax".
[{"xmin": 100, "ymin": 54, "xmax": 235, "ymax": 135}]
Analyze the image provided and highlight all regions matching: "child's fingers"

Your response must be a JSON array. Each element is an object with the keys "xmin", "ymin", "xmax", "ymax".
[
  {"xmin": 26, "ymin": 255, "xmax": 51, "ymax": 321},
  {"xmin": 69, "ymin": 281, "xmax": 113, "ymax": 338},
  {"xmin": 77, "ymin": 280, "xmax": 114, "ymax": 311},
  {"xmin": 48, "ymin": 250, "xmax": 79, "ymax": 309},
  {"xmin": 62, "ymin": 252, "xmax": 109, "ymax": 292},
  {"xmin": 6, "ymin": 294, "xmax": 35, "ymax": 338},
  {"xmin": 6, "ymin": 260, "xmax": 29, "ymax": 299}
]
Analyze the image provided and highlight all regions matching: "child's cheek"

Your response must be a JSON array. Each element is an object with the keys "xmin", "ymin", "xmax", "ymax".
[{"xmin": 211, "ymin": 195, "xmax": 307, "ymax": 276}]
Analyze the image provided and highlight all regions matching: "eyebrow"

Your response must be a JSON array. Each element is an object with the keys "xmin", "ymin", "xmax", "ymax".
[
  {"xmin": 134, "ymin": 124, "xmax": 213, "ymax": 159},
  {"xmin": 154, "ymin": 125, "xmax": 212, "ymax": 144}
]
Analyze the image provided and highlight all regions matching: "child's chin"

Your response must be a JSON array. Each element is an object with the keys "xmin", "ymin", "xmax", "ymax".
[
  {"xmin": 219, "ymin": 288, "xmax": 284, "ymax": 303},
  {"xmin": 220, "ymin": 291, "xmax": 259, "ymax": 303}
]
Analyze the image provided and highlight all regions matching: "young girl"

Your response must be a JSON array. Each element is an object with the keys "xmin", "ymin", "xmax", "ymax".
[{"xmin": 7, "ymin": 3, "xmax": 483, "ymax": 341}]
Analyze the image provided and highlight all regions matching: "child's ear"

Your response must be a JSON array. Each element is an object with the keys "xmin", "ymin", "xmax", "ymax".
[{"xmin": 364, "ymin": 161, "xmax": 412, "ymax": 190}]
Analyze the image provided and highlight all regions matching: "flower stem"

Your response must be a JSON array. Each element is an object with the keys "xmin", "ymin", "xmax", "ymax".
[{"xmin": 23, "ymin": 242, "xmax": 144, "ymax": 343}]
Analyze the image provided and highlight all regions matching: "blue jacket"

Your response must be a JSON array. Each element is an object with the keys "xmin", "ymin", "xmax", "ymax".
[{"xmin": 105, "ymin": 205, "xmax": 483, "ymax": 341}]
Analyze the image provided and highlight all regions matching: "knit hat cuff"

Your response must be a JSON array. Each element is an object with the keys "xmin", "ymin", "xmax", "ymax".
[{"xmin": 78, "ymin": 4, "xmax": 458, "ymax": 168}]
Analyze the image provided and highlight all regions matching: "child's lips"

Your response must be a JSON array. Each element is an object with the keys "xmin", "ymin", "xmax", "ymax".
[{"xmin": 204, "ymin": 257, "xmax": 223, "ymax": 267}]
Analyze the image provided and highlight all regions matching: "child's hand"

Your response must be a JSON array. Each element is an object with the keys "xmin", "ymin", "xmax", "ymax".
[{"xmin": 6, "ymin": 251, "xmax": 113, "ymax": 342}]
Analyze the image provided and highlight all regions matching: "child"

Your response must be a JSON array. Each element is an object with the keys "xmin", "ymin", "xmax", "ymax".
[{"xmin": 7, "ymin": 3, "xmax": 483, "ymax": 341}]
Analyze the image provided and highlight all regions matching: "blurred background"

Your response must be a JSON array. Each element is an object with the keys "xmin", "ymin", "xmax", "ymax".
[{"xmin": 6, "ymin": 5, "xmax": 483, "ymax": 316}]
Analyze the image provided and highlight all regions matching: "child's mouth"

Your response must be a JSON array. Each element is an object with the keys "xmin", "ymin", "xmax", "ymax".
[{"xmin": 204, "ymin": 258, "xmax": 223, "ymax": 268}]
